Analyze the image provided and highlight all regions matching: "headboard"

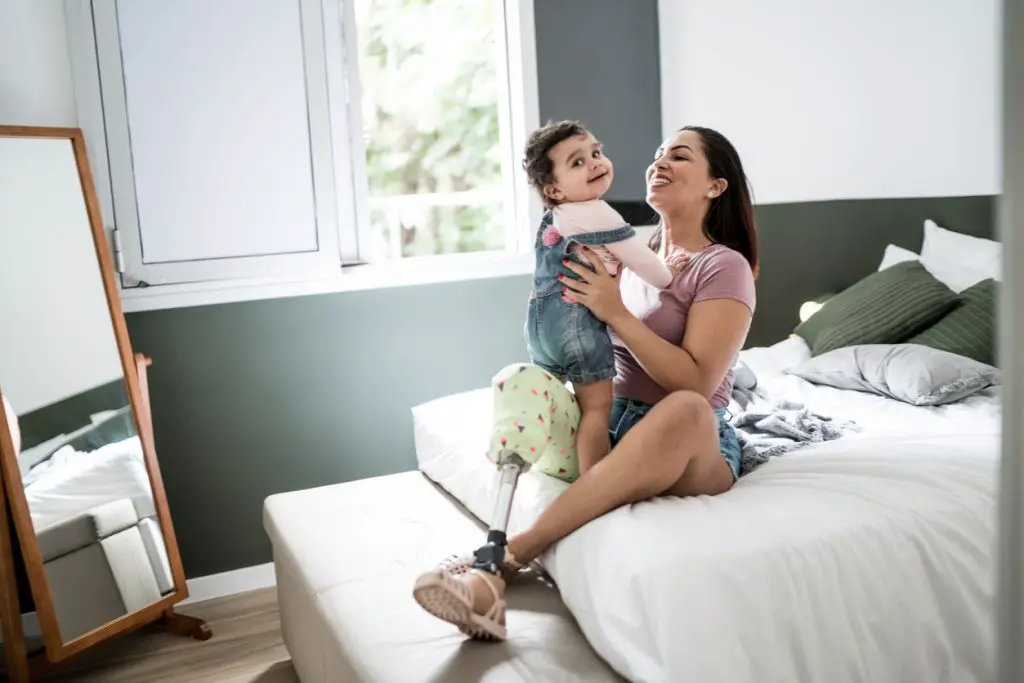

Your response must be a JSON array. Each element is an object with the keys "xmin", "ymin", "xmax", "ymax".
[
  {"xmin": 15, "ymin": 378, "xmax": 127, "ymax": 451},
  {"xmin": 748, "ymin": 194, "xmax": 996, "ymax": 346}
]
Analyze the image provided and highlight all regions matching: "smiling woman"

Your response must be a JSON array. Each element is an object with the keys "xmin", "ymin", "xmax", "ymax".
[
  {"xmin": 412, "ymin": 124, "xmax": 759, "ymax": 642},
  {"xmin": 646, "ymin": 127, "xmax": 759, "ymax": 277}
]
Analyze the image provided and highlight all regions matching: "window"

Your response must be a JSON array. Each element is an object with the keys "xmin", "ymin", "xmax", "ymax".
[
  {"xmin": 66, "ymin": 0, "xmax": 539, "ymax": 305},
  {"xmin": 355, "ymin": 0, "xmax": 509, "ymax": 260}
]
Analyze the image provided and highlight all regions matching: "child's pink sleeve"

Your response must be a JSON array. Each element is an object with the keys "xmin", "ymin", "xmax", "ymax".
[
  {"xmin": 552, "ymin": 200, "xmax": 628, "ymax": 232},
  {"xmin": 603, "ymin": 235, "xmax": 674, "ymax": 288}
]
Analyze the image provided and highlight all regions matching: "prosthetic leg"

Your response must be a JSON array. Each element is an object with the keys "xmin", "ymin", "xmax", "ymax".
[
  {"xmin": 411, "ymin": 364, "xmax": 581, "ymax": 641},
  {"xmin": 468, "ymin": 363, "xmax": 580, "ymax": 576},
  {"xmin": 470, "ymin": 449, "xmax": 532, "ymax": 575}
]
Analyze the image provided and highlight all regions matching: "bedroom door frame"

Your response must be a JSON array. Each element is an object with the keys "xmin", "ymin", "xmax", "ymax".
[{"xmin": 997, "ymin": 0, "xmax": 1022, "ymax": 681}]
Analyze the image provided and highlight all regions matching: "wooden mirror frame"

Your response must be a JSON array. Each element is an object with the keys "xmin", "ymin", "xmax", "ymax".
[{"xmin": 0, "ymin": 126, "xmax": 209, "ymax": 676}]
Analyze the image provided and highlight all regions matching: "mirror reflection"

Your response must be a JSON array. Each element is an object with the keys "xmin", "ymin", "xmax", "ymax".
[{"xmin": 0, "ymin": 135, "xmax": 173, "ymax": 644}]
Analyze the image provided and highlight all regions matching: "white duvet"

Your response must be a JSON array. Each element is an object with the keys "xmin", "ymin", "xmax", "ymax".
[
  {"xmin": 412, "ymin": 338, "xmax": 1000, "ymax": 683},
  {"xmin": 23, "ymin": 435, "xmax": 157, "ymax": 530}
]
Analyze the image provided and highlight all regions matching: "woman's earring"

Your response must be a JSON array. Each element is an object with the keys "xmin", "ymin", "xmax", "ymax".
[{"xmin": 707, "ymin": 191, "xmax": 714, "ymax": 199}]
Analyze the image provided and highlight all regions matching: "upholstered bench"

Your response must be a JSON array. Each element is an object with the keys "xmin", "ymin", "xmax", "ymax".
[{"xmin": 263, "ymin": 471, "xmax": 621, "ymax": 683}]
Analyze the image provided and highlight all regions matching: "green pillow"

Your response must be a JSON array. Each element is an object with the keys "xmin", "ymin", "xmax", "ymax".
[
  {"xmin": 794, "ymin": 260, "xmax": 959, "ymax": 356},
  {"xmin": 907, "ymin": 278, "xmax": 997, "ymax": 365}
]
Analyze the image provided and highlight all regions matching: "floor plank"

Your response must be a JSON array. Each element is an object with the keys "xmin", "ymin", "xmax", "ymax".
[{"xmin": 37, "ymin": 588, "xmax": 298, "ymax": 682}]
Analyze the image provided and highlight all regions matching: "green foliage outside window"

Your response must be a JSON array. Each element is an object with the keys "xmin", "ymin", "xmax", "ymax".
[{"xmin": 355, "ymin": 0, "xmax": 508, "ymax": 259}]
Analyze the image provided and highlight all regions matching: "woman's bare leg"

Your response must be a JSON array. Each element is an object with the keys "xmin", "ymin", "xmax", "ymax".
[
  {"xmin": 460, "ymin": 390, "xmax": 734, "ymax": 616},
  {"xmin": 513, "ymin": 389, "xmax": 730, "ymax": 561}
]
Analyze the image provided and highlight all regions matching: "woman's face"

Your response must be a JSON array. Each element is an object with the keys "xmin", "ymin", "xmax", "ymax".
[{"xmin": 645, "ymin": 130, "xmax": 724, "ymax": 212}]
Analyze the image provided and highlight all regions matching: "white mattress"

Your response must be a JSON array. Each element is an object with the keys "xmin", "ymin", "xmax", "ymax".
[{"xmin": 412, "ymin": 338, "xmax": 1001, "ymax": 683}]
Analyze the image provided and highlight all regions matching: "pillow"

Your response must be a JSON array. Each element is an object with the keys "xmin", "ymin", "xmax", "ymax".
[
  {"xmin": 784, "ymin": 344, "xmax": 1000, "ymax": 406},
  {"xmin": 919, "ymin": 219, "xmax": 1001, "ymax": 292},
  {"xmin": 877, "ymin": 244, "xmax": 919, "ymax": 271},
  {"xmin": 908, "ymin": 278, "xmax": 998, "ymax": 366},
  {"xmin": 793, "ymin": 260, "xmax": 959, "ymax": 356}
]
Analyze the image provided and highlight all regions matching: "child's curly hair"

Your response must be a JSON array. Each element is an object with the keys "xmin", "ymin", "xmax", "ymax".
[{"xmin": 522, "ymin": 120, "xmax": 588, "ymax": 209}]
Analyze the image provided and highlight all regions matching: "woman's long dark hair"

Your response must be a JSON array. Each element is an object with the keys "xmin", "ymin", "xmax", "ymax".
[{"xmin": 649, "ymin": 126, "xmax": 759, "ymax": 277}]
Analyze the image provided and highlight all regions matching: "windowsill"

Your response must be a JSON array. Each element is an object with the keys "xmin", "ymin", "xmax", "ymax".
[{"xmin": 118, "ymin": 250, "xmax": 535, "ymax": 313}]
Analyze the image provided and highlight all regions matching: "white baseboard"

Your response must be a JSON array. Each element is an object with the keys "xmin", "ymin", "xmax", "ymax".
[{"xmin": 181, "ymin": 561, "xmax": 277, "ymax": 605}]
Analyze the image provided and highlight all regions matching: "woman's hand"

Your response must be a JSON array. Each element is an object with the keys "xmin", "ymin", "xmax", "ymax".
[{"xmin": 559, "ymin": 248, "xmax": 629, "ymax": 325}]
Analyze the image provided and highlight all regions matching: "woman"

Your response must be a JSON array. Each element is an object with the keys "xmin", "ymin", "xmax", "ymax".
[{"xmin": 413, "ymin": 126, "xmax": 758, "ymax": 640}]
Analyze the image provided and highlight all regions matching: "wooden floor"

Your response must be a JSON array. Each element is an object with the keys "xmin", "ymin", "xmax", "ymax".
[{"xmin": 37, "ymin": 588, "xmax": 298, "ymax": 683}]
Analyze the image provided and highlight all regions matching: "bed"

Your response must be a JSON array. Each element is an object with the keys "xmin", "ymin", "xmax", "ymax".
[
  {"xmin": 412, "ymin": 336, "xmax": 1000, "ymax": 683},
  {"xmin": 266, "ymin": 218, "xmax": 1001, "ymax": 682}
]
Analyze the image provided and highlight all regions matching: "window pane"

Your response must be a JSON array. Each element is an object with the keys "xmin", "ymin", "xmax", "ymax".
[
  {"xmin": 118, "ymin": 0, "xmax": 319, "ymax": 263},
  {"xmin": 354, "ymin": 0, "xmax": 508, "ymax": 260}
]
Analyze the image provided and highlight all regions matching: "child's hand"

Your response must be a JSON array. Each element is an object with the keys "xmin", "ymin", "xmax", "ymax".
[{"xmin": 666, "ymin": 250, "xmax": 690, "ymax": 278}]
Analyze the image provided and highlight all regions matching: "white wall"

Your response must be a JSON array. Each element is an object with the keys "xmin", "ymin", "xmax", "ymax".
[
  {"xmin": 0, "ymin": 3, "xmax": 124, "ymax": 415},
  {"xmin": 0, "ymin": 0, "xmax": 77, "ymax": 126},
  {"xmin": 658, "ymin": 0, "xmax": 1001, "ymax": 205},
  {"xmin": 0, "ymin": 136, "xmax": 125, "ymax": 415}
]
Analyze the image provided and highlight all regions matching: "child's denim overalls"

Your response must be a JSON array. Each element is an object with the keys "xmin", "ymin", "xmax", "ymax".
[{"xmin": 524, "ymin": 211, "xmax": 635, "ymax": 384}]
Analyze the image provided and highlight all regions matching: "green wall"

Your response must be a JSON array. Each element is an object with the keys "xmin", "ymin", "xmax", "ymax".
[{"xmin": 126, "ymin": 276, "xmax": 531, "ymax": 576}]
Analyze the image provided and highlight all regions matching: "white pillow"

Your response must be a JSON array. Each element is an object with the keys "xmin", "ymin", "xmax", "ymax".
[
  {"xmin": 919, "ymin": 219, "xmax": 1001, "ymax": 292},
  {"xmin": 877, "ymin": 244, "xmax": 919, "ymax": 271}
]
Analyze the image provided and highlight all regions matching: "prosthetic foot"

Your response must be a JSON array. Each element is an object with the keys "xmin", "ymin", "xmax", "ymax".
[{"xmin": 470, "ymin": 449, "xmax": 532, "ymax": 576}]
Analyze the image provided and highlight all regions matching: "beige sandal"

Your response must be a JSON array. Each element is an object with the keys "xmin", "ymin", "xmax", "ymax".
[{"xmin": 412, "ymin": 568, "xmax": 507, "ymax": 641}]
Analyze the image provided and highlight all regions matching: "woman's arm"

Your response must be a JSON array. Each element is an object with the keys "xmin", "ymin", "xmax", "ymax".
[
  {"xmin": 559, "ymin": 245, "xmax": 754, "ymax": 399},
  {"xmin": 607, "ymin": 299, "xmax": 752, "ymax": 398}
]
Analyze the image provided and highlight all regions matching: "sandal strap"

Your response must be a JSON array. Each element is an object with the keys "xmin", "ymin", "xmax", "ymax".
[
  {"xmin": 438, "ymin": 549, "xmax": 525, "ymax": 577},
  {"xmin": 468, "ymin": 569, "xmax": 507, "ymax": 621}
]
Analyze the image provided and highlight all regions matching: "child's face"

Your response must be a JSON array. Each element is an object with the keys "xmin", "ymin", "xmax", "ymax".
[{"xmin": 543, "ymin": 132, "xmax": 614, "ymax": 205}]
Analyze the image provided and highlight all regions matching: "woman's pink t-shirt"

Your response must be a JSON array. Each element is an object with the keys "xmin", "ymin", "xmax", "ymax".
[{"xmin": 610, "ymin": 244, "xmax": 756, "ymax": 409}]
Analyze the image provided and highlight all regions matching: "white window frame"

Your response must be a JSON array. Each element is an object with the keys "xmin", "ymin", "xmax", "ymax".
[{"xmin": 64, "ymin": 0, "xmax": 540, "ymax": 312}]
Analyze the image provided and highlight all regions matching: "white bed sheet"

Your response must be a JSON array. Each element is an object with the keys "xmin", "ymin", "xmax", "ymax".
[
  {"xmin": 412, "ymin": 339, "xmax": 1000, "ymax": 683},
  {"xmin": 24, "ymin": 435, "xmax": 157, "ymax": 530}
]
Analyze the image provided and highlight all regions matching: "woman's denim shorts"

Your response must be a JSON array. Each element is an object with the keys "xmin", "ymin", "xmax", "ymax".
[{"xmin": 609, "ymin": 396, "xmax": 743, "ymax": 480}]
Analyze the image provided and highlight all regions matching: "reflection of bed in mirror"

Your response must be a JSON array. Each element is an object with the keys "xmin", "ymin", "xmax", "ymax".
[
  {"xmin": 7, "ymin": 377, "xmax": 178, "ymax": 646},
  {"xmin": 15, "ymin": 395, "xmax": 175, "ymax": 643}
]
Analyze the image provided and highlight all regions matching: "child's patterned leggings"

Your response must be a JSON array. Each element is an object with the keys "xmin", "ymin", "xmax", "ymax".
[{"xmin": 486, "ymin": 363, "xmax": 581, "ymax": 483}]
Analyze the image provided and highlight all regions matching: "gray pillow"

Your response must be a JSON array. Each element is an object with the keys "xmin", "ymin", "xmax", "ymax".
[{"xmin": 784, "ymin": 343, "xmax": 1000, "ymax": 406}]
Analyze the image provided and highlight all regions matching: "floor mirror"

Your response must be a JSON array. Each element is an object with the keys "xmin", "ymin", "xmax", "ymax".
[{"xmin": 0, "ymin": 126, "xmax": 210, "ymax": 680}]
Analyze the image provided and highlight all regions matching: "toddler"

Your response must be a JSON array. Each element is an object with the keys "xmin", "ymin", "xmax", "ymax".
[{"xmin": 521, "ymin": 120, "xmax": 683, "ymax": 474}]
